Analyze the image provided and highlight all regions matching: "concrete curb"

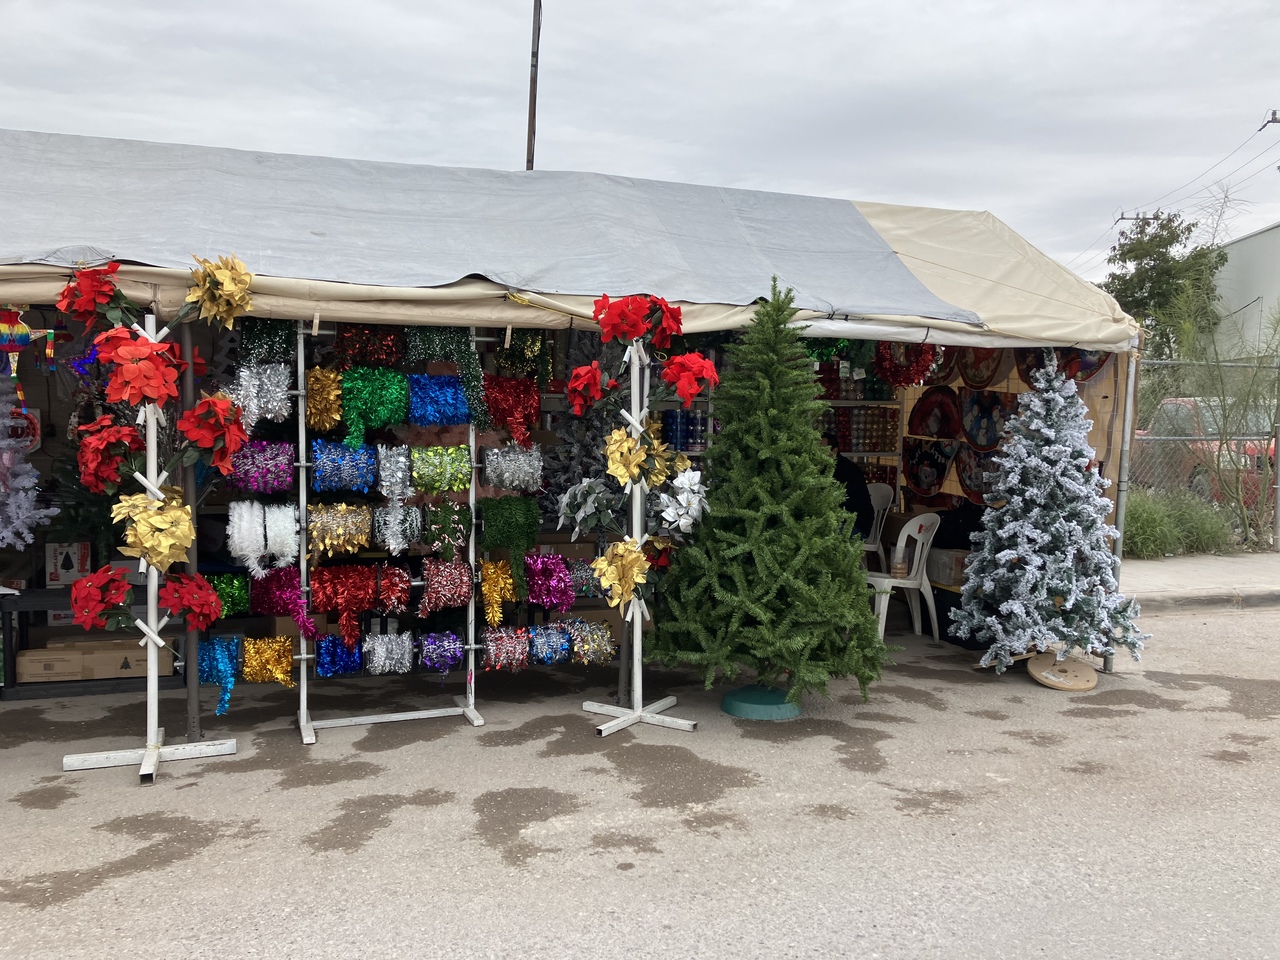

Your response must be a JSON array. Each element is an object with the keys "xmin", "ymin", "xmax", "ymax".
[{"xmin": 1136, "ymin": 588, "xmax": 1280, "ymax": 615}]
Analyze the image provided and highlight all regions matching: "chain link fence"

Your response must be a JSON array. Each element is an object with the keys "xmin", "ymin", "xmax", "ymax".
[{"xmin": 1129, "ymin": 357, "xmax": 1280, "ymax": 548}]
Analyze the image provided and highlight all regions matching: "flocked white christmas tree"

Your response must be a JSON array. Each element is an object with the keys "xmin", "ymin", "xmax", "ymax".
[
  {"xmin": 0, "ymin": 375, "xmax": 59, "ymax": 550},
  {"xmin": 950, "ymin": 350, "xmax": 1147, "ymax": 672}
]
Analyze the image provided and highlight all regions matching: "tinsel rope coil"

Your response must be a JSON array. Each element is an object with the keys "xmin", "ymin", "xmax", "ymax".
[
  {"xmin": 209, "ymin": 573, "xmax": 250, "ymax": 617},
  {"xmin": 567, "ymin": 559, "xmax": 602, "ymax": 598},
  {"xmin": 227, "ymin": 502, "xmax": 299, "ymax": 577},
  {"xmin": 341, "ymin": 367, "xmax": 408, "ymax": 448},
  {"xmin": 402, "ymin": 327, "xmax": 490, "ymax": 430},
  {"xmin": 315, "ymin": 633, "xmax": 363, "ymax": 677},
  {"xmin": 239, "ymin": 318, "xmax": 294, "ymax": 364},
  {"xmin": 199, "ymin": 635, "xmax": 241, "ymax": 715},
  {"xmin": 309, "ymin": 564, "xmax": 377, "ymax": 650},
  {"xmin": 528, "ymin": 624, "xmax": 571, "ymax": 665},
  {"xmin": 241, "ymin": 636, "xmax": 296, "ymax": 688},
  {"xmin": 484, "ymin": 374, "xmax": 540, "ymax": 446},
  {"xmin": 485, "ymin": 442, "xmax": 543, "ymax": 492},
  {"xmin": 409, "ymin": 374, "xmax": 471, "ymax": 426},
  {"xmin": 227, "ymin": 441, "xmax": 295, "ymax": 494},
  {"xmin": 231, "ymin": 364, "xmax": 292, "ymax": 434},
  {"xmin": 479, "ymin": 559, "xmax": 517, "ymax": 627},
  {"xmin": 423, "ymin": 500, "xmax": 471, "ymax": 561},
  {"xmin": 311, "ymin": 439, "xmax": 378, "ymax": 493},
  {"xmin": 307, "ymin": 503, "xmax": 372, "ymax": 562},
  {"xmin": 363, "ymin": 631, "xmax": 415, "ymax": 675},
  {"xmin": 418, "ymin": 558, "xmax": 473, "ymax": 615},
  {"xmin": 419, "ymin": 631, "xmax": 464, "ymax": 673},
  {"xmin": 562, "ymin": 619, "xmax": 616, "ymax": 666},
  {"xmin": 482, "ymin": 626, "xmax": 530, "ymax": 672},
  {"xmin": 525, "ymin": 553, "xmax": 575, "ymax": 612},
  {"xmin": 247, "ymin": 566, "xmax": 318, "ymax": 640},
  {"xmin": 306, "ymin": 368, "xmax": 343, "ymax": 431},
  {"xmin": 410, "ymin": 445, "xmax": 471, "ymax": 494},
  {"xmin": 373, "ymin": 503, "xmax": 422, "ymax": 555},
  {"xmin": 335, "ymin": 324, "xmax": 407, "ymax": 370},
  {"xmin": 377, "ymin": 564, "xmax": 412, "ymax": 614},
  {"xmin": 376, "ymin": 445, "xmax": 412, "ymax": 500}
]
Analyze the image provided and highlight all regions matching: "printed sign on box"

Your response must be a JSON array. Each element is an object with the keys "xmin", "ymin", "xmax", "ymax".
[{"xmin": 45, "ymin": 543, "xmax": 92, "ymax": 587}]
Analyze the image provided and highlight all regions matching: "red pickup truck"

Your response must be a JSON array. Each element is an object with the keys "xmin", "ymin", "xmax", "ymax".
[{"xmin": 1132, "ymin": 397, "xmax": 1276, "ymax": 506}]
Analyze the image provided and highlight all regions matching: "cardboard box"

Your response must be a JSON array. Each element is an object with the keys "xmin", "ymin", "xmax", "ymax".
[
  {"xmin": 41, "ymin": 638, "xmax": 176, "ymax": 679},
  {"xmin": 270, "ymin": 614, "xmax": 332, "ymax": 640},
  {"xmin": 926, "ymin": 548, "xmax": 971, "ymax": 588},
  {"xmin": 45, "ymin": 543, "xmax": 92, "ymax": 587},
  {"xmin": 16, "ymin": 650, "xmax": 82, "ymax": 683}
]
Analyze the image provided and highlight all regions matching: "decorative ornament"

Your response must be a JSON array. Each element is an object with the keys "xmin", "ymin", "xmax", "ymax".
[
  {"xmin": 604, "ymin": 428, "xmax": 646, "ymax": 488},
  {"xmin": 483, "ymin": 374, "xmax": 539, "ymax": 446},
  {"xmin": 341, "ymin": 367, "xmax": 408, "ymax": 447},
  {"xmin": 185, "ymin": 254, "xmax": 254, "ymax": 329},
  {"xmin": 566, "ymin": 361, "xmax": 617, "ymax": 416},
  {"xmin": 556, "ymin": 477, "xmax": 625, "ymax": 542},
  {"xmin": 409, "ymin": 374, "xmax": 471, "ymax": 425},
  {"xmin": 306, "ymin": 368, "xmax": 343, "ymax": 431},
  {"xmin": 226, "ymin": 440, "xmax": 295, "ymax": 493},
  {"xmin": 482, "ymin": 626, "xmax": 529, "ymax": 672},
  {"xmin": 658, "ymin": 468, "xmax": 709, "ymax": 537},
  {"xmin": 112, "ymin": 488, "xmax": 195, "ymax": 573},
  {"xmin": 410, "ymin": 445, "xmax": 471, "ymax": 493},
  {"xmin": 241, "ymin": 636, "xmax": 296, "ymax": 687},
  {"xmin": 177, "ymin": 393, "xmax": 249, "ymax": 475},
  {"xmin": 422, "ymin": 500, "xmax": 471, "ymax": 561},
  {"xmin": 209, "ymin": 573, "xmax": 250, "ymax": 617},
  {"xmin": 484, "ymin": 443, "xmax": 543, "ymax": 492},
  {"xmin": 660, "ymin": 352, "xmax": 719, "ymax": 407},
  {"xmin": 316, "ymin": 634, "xmax": 363, "ymax": 677},
  {"xmin": 94, "ymin": 327, "xmax": 181, "ymax": 408},
  {"xmin": 230, "ymin": 363, "xmax": 292, "ymax": 432},
  {"xmin": 334, "ymin": 325, "xmax": 406, "ymax": 370},
  {"xmin": 592, "ymin": 294, "xmax": 652, "ymax": 342},
  {"xmin": 307, "ymin": 503, "xmax": 372, "ymax": 562},
  {"xmin": 418, "ymin": 558, "xmax": 473, "ymax": 615},
  {"xmin": 376, "ymin": 445, "xmax": 412, "ymax": 500},
  {"xmin": 199, "ymin": 635, "xmax": 240, "ymax": 715},
  {"xmin": 528, "ymin": 624, "xmax": 571, "ymax": 665},
  {"xmin": 158, "ymin": 572, "xmax": 223, "ymax": 631},
  {"xmin": 69, "ymin": 565, "xmax": 134, "ymax": 630},
  {"xmin": 646, "ymin": 297, "xmax": 684, "ymax": 349},
  {"xmin": 227, "ymin": 501, "xmax": 299, "ymax": 576},
  {"xmin": 363, "ymin": 631, "xmax": 415, "ymax": 675},
  {"xmin": 591, "ymin": 538, "xmax": 649, "ymax": 609},
  {"xmin": 248, "ymin": 566, "xmax": 318, "ymax": 639},
  {"xmin": 567, "ymin": 558, "xmax": 601, "ymax": 597},
  {"xmin": 238, "ymin": 318, "xmax": 293, "ymax": 364},
  {"xmin": 525, "ymin": 554, "xmax": 575, "ymax": 612},
  {"xmin": 373, "ymin": 503, "xmax": 422, "ymax": 555},
  {"xmin": 563, "ymin": 618, "xmax": 615, "ymax": 666},
  {"xmin": 311, "ymin": 438, "xmax": 377, "ymax": 493},
  {"xmin": 56, "ymin": 262, "xmax": 123, "ymax": 328},
  {"xmin": 310, "ymin": 564, "xmax": 377, "ymax": 649},
  {"xmin": 402, "ymin": 327, "xmax": 490, "ymax": 430},
  {"xmin": 479, "ymin": 559, "xmax": 516, "ymax": 626},
  {"xmin": 76, "ymin": 415, "xmax": 144, "ymax": 495},
  {"xmin": 419, "ymin": 631, "xmax": 464, "ymax": 673},
  {"xmin": 873, "ymin": 341, "xmax": 939, "ymax": 388}
]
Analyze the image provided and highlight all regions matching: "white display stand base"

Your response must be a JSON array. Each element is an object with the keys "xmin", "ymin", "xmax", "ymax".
[
  {"xmin": 583, "ymin": 696, "xmax": 697, "ymax": 737},
  {"xmin": 62, "ymin": 728, "xmax": 238, "ymax": 784},
  {"xmin": 300, "ymin": 696, "xmax": 483, "ymax": 745}
]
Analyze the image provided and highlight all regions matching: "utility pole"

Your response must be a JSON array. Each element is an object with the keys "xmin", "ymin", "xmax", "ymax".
[{"xmin": 526, "ymin": 0, "xmax": 542, "ymax": 171}]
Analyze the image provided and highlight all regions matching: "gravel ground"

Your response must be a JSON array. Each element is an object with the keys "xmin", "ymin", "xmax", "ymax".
[{"xmin": 1, "ymin": 606, "xmax": 1277, "ymax": 960}]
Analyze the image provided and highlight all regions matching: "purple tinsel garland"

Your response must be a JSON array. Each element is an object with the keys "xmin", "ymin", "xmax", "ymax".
[
  {"xmin": 227, "ymin": 441, "xmax": 295, "ymax": 493},
  {"xmin": 419, "ymin": 631, "xmax": 464, "ymax": 673},
  {"xmin": 524, "ymin": 554, "xmax": 575, "ymax": 612}
]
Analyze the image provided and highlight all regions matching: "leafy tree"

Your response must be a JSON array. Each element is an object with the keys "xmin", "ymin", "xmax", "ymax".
[{"xmin": 651, "ymin": 279, "xmax": 885, "ymax": 702}]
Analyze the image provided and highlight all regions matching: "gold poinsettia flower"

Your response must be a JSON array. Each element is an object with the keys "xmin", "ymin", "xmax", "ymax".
[
  {"xmin": 604, "ymin": 428, "xmax": 645, "ymax": 487},
  {"xmin": 591, "ymin": 538, "xmax": 650, "ymax": 608},
  {"xmin": 112, "ymin": 487, "xmax": 194, "ymax": 572},
  {"xmin": 186, "ymin": 254, "xmax": 254, "ymax": 329}
]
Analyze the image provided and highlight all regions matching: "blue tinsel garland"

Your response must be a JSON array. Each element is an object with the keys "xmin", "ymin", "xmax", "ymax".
[
  {"xmin": 315, "ymin": 633, "xmax": 363, "ymax": 677},
  {"xmin": 409, "ymin": 374, "xmax": 471, "ymax": 426},
  {"xmin": 199, "ymin": 635, "xmax": 241, "ymax": 716},
  {"xmin": 311, "ymin": 438, "xmax": 378, "ymax": 493}
]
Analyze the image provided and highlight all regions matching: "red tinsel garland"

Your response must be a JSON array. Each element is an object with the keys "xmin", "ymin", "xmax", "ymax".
[
  {"xmin": 334, "ymin": 324, "xmax": 406, "ymax": 370},
  {"xmin": 309, "ymin": 565, "xmax": 377, "ymax": 650},
  {"xmin": 483, "ymin": 374, "xmax": 540, "ymax": 446},
  {"xmin": 872, "ymin": 341, "xmax": 938, "ymax": 388}
]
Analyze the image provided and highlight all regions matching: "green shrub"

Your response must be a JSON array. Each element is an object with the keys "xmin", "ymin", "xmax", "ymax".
[
  {"xmin": 1124, "ymin": 487, "xmax": 1239, "ymax": 559},
  {"xmin": 1124, "ymin": 488, "xmax": 1180, "ymax": 559},
  {"xmin": 1163, "ymin": 490, "xmax": 1240, "ymax": 556}
]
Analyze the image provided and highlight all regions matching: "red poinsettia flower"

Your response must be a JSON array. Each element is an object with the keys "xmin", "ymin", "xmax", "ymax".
[
  {"xmin": 154, "ymin": 341, "xmax": 207, "ymax": 379},
  {"xmin": 177, "ymin": 394, "xmax": 248, "ymax": 474},
  {"xmin": 94, "ymin": 328, "xmax": 180, "ymax": 407},
  {"xmin": 661, "ymin": 352, "xmax": 720, "ymax": 407},
  {"xmin": 56, "ymin": 262, "xmax": 121, "ymax": 327},
  {"xmin": 593, "ymin": 294, "xmax": 652, "ymax": 342},
  {"xmin": 647, "ymin": 297, "xmax": 683, "ymax": 350},
  {"xmin": 77, "ymin": 416, "xmax": 145, "ymax": 494},
  {"xmin": 159, "ymin": 572, "xmax": 222, "ymax": 631},
  {"xmin": 70, "ymin": 565, "xmax": 134, "ymax": 630},
  {"xmin": 566, "ymin": 361, "xmax": 612, "ymax": 416}
]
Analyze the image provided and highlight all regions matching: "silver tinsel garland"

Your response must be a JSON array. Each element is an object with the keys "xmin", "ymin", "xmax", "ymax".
[{"xmin": 363, "ymin": 631, "xmax": 415, "ymax": 675}]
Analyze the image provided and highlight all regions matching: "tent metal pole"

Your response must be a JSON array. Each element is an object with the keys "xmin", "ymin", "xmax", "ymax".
[
  {"xmin": 297, "ymin": 318, "xmax": 316, "ymax": 744},
  {"xmin": 180, "ymin": 321, "xmax": 201, "ymax": 744},
  {"xmin": 453, "ymin": 326, "xmax": 484, "ymax": 725},
  {"xmin": 1107, "ymin": 348, "xmax": 1140, "ymax": 675}
]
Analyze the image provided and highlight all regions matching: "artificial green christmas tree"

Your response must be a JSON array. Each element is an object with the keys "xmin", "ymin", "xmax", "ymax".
[{"xmin": 652, "ymin": 280, "xmax": 885, "ymax": 702}]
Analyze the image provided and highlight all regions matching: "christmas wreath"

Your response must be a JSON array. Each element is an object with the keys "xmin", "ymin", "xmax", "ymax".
[{"xmin": 872, "ymin": 341, "xmax": 938, "ymax": 388}]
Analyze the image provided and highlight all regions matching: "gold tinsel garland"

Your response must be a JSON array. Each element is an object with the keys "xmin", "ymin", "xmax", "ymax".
[
  {"xmin": 111, "ymin": 487, "xmax": 195, "ymax": 573},
  {"xmin": 241, "ymin": 636, "xmax": 296, "ymax": 687},
  {"xmin": 307, "ymin": 503, "xmax": 372, "ymax": 563},
  {"xmin": 306, "ymin": 368, "xmax": 343, "ymax": 431},
  {"xmin": 480, "ymin": 559, "xmax": 517, "ymax": 627}
]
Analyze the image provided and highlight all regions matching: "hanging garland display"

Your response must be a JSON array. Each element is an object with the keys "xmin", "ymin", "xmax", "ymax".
[
  {"xmin": 525, "ymin": 554, "xmax": 574, "ymax": 612},
  {"xmin": 341, "ymin": 367, "xmax": 408, "ymax": 448},
  {"xmin": 483, "ymin": 374, "xmax": 540, "ymax": 446},
  {"xmin": 567, "ymin": 558, "xmax": 602, "ymax": 598},
  {"xmin": 199, "ymin": 635, "xmax": 240, "ymax": 715},
  {"xmin": 334, "ymin": 324, "xmax": 406, "ymax": 370},
  {"xmin": 311, "ymin": 439, "xmax": 377, "ymax": 493},
  {"xmin": 363, "ymin": 631, "xmax": 415, "ymax": 675},
  {"xmin": 872, "ymin": 341, "xmax": 938, "ymax": 388},
  {"xmin": 373, "ymin": 503, "xmax": 422, "ymax": 555},
  {"xmin": 376, "ymin": 564, "xmax": 412, "ymax": 614},
  {"xmin": 562, "ymin": 618, "xmax": 616, "ymax": 666},
  {"xmin": 479, "ymin": 559, "xmax": 516, "ymax": 626},
  {"xmin": 248, "ymin": 566, "xmax": 317, "ymax": 640},
  {"xmin": 227, "ymin": 441, "xmax": 295, "ymax": 494},
  {"xmin": 484, "ymin": 443, "xmax": 543, "ymax": 492},
  {"xmin": 408, "ymin": 374, "xmax": 470, "ymax": 426},
  {"xmin": 419, "ymin": 631, "xmax": 464, "ymax": 673},
  {"xmin": 209, "ymin": 573, "xmax": 250, "ymax": 617},
  {"xmin": 479, "ymin": 495, "xmax": 540, "ymax": 596},
  {"xmin": 528, "ymin": 624, "xmax": 571, "ymax": 665},
  {"xmin": 376, "ymin": 445, "xmax": 412, "ymax": 501},
  {"xmin": 422, "ymin": 501, "xmax": 471, "ymax": 561},
  {"xmin": 316, "ymin": 634, "xmax": 363, "ymax": 677},
  {"xmin": 418, "ymin": 558, "xmax": 473, "ymax": 615},
  {"xmin": 241, "ymin": 636, "xmax": 296, "ymax": 687},
  {"xmin": 239, "ymin": 318, "xmax": 294, "ymax": 364},
  {"xmin": 231, "ymin": 363, "xmax": 292, "ymax": 433},
  {"xmin": 306, "ymin": 368, "xmax": 343, "ymax": 431},
  {"xmin": 410, "ymin": 445, "xmax": 471, "ymax": 493},
  {"xmin": 227, "ymin": 502, "xmax": 299, "ymax": 575},
  {"xmin": 482, "ymin": 626, "xmax": 530, "ymax": 672},
  {"xmin": 402, "ymin": 327, "xmax": 490, "ymax": 430},
  {"xmin": 307, "ymin": 503, "xmax": 372, "ymax": 561},
  {"xmin": 494, "ymin": 330, "xmax": 552, "ymax": 386},
  {"xmin": 310, "ymin": 564, "xmax": 378, "ymax": 650}
]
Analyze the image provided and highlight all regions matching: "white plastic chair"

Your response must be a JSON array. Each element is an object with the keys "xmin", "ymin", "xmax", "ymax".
[
  {"xmin": 866, "ymin": 512, "xmax": 942, "ymax": 641},
  {"xmin": 861, "ymin": 483, "xmax": 894, "ymax": 572}
]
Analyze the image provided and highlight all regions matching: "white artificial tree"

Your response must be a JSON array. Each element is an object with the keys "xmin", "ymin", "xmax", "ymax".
[
  {"xmin": 0, "ymin": 376, "xmax": 59, "ymax": 550},
  {"xmin": 951, "ymin": 350, "xmax": 1148, "ymax": 671}
]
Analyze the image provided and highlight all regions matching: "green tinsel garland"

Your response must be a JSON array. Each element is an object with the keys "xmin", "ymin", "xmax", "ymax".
[
  {"xmin": 410, "ymin": 445, "xmax": 471, "ymax": 494},
  {"xmin": 342, "ymin": 367, "xmax": 408, "ymax": 448},
  {"xmin": 209, "ymin": 573, "xmax": 250, "ymax": 618},
  {"xmin": 240, "ymin": 318, "xmax": 295, "ymax": 364},
  {"xmin": 479, "ymin": 495, "xmax": 541, "ymax": 598},
  {"xmin": 495, "ymin": 329, "xmax": 553, "ymax": 388},
  {"xmin": 403, "ymin": 327, "xmax": 491, "ymax": 430}
]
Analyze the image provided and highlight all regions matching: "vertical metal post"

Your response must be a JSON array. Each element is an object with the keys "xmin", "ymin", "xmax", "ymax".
[
  {"xmin": 1273, "ymin": 414, "xmax": 1280, "ymax": 551},
  {"xmin": 1113, "ymin": 347, "xmax": 1140, "ymax": 564},
  {"xmin": 629, "ymin": 344, "xmax": 644, "ymax": 712},
  {"xmin": 144, "ymin": 313, "xmax": 161, "ymax": 753},
  {"xmin": 180, "ymin": 322, "xmax": 201, "ymax": 743},
  {"xmin": 525, "ymin": 0, "xmax": 542, "ymax": 171},
  {"xmin": 296, "ymin": 319, "xmax": 313, "ymax": 742},
  {"xmin": 467, "ymin": 328, "xmax": 478, "ymax": 711}
]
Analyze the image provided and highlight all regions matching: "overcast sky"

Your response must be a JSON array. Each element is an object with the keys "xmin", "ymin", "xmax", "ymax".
[{"xmin": 4, "ymin": 0, "xmax": 1279, "ymax": 281}]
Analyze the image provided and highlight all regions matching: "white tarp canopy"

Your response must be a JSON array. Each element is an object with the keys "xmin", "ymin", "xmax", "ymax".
[{"xmin": 0, "ymin": 128, "xmax": 1136, "ymax": 351}]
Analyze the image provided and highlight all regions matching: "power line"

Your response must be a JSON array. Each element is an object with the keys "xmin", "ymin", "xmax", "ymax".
[
  {"xmin": 1156, "ymin": 134, "xmax": 1280, "ymax": 210},
  {"xmin": 1131, "ymin": 112, "xmax": 1276, "ymax": 210}
]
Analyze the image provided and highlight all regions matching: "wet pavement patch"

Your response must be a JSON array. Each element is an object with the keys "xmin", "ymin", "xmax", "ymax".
[
  {"xmin": 590, "ymin": 831, "xmax": 661, "ymax": 854},
  {"xmin": 1059, "ymin": 706, "xmax": 1139, "ymax": 719},
  {"xmin": 1144, "ymin": 672, "xmax": 1280, "ymax": 721},
  {"xmin": 1001, "ymin": 730, "xmax": 1066, "ymax": 748},
  {"xmin": 852, "ymin": 712, "xmax": 916, "ymax": 725},
  {"xmin": 1067, "ymin": 688, "xmax": 1190, "ymax": 713},
  {"xmin": 735, "ymin": 717, "xmax": 893, "ymax": 774},
  {"xmin": 682, "ymin": 810, "xmax": 744, "ymax": 832},
  {"xmin": 352, "ymin": 719, "xmax": 458, "ymax": 753},
  {"xmin": 176, "ymin": 730, "xmax": 384, "ymax": 790},
  {"xmin": 862, "ymin": 685, "xmax": 949, "ymax": 712},
  {"xmin": 608, "ymin": 741, "xmax": 759, "ymax": 808},
  {"xmin": 1226, "ymin": 733, "xmax": 1269, "ymax": 746},
  {"xmin": 1206, "ymin": 749, "xmax": 1253, "ymax": 764},
  {"xmin": 887, "ymin": 786, "xmax": 973, "ymax": 816},
  {"xmin": 966, "ymin": 710, "xmax": 1010, "ymax": 721},
  {"xmin": 891, "ymin": 663, "xmax": 992, "ymax": 686},
  {"xmin": 1063, "ymin": 760, "xmax": 1108, "ymax": 775},
  {"xmin": 305, "ymin": 789, "xmax": 454, "ymax": 853},
  {"xmin": 478, "ymin": 713, "xmax": 628, "ymax": 757},
  {"xmin": 807, "ymin": 803, "xmax": 857, "ymax": 821},
  {"xmin": 472, "ymin": 786, "xmax": 582, "ymax": 865},
  {"xmin": 9, "ymin": 784, "xmax": 78, "ymax": 810}
]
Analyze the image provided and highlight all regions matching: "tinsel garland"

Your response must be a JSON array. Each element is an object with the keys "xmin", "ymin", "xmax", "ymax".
[
  {"xmin": 310, "ymin": 564, "xmax": 377, "ymax": 649},
  {"xmin": 418, "ymin": 558, "xmax": 473, "ymax": 615},
  {"xmin": 484, "ymin": 374, "xmax": 540, "ymax": 446},
  {"xmin": 482, "ymin": 626, "xmax": 529, "ymax": 672},
  {"xmin": 494, "ymin": 330, "xmax": 552, "ymax": 386},
  {"xmin": 419, "ymin": 631, "xmax": 464, "ymax": 673},
  {"xmin": 227, "ymin": 502, "xmax": 299, "ymax": 576},
  {"xmin": 568, "ymin": 559, "xmax": 602, "ymax": 597},
  {"xmin": 408, "ymin": 374, "xmax": 471, "ymax": 426},
  {"xmin": 209, "ymin": 573, "xmax": 249, "ymax": 617},
  {"xmin": 199, "ymin": 635, "xmax": 240, "ymax": 715},
  {"xmin": 307, "ymin": 503, "xmax": 372, "ymax": 561},
  {"xmin": 376, "ymin": 445, "xmax": 412, "ymax": 500},
  {"xmin": 241, "ymin": 636, "xmax": 296, "ymax": 687},
  {"xmin": 377, "ymin": 564, "xmax": 412, "ymax": 614},
  {"xmin": 306, "ymin": 368, "xmax": 343, "ymax": 431},
  {"xmin": 402, "ymin": 327, "xmax": 490, "ymax": 430},
  {"xmin": 528, "ymin": 624, "xmax": 570, "ymax": 665},
  {"xmin": 485, "ymin": 443, "xmax": 543, "ymax": 492},
  {"xmin": 334, "ymin": 324, "xmax": 406, "ymax": 370},
  {"xmin": 479, "ymin": 559, "xmax": 517, "ymax": 626},
  {"xmin": 311, "ymin": 439, "xmax": 378, "ymax": 493},
  {"xmin": 423, "ymin": 500, "xmax": 471, "ymax": 561},
  {"xmin": 363, "ymin": 631, "xmax": 415, "ymax": 675},
  {"xmin": 342, "ymin": 367, "xmax": 408, "ymax": 448},
  {"xmin": 227, "ymin": 441, "xmax": 295, "ymax": 494},
  {"xmin": 873, "ymin": 341, "xmax": 938, "ymax": 388},
  {"xmin": 525, "ymin": 554, "xmax": 575, "ymax": 612},
  {"xmin": 479, "ymin": 495, "xmax": 541, "ymax": 596},
  {"xmin": 562, "ymin": 619, "xmax": 616, "ymax": 666},
  {"xmin": 231, "ymin": 364, "xmax": 292, "ymax": 433},
  {"xmin": 410, "ymin": 445, "xmax": 471, "ymax": 493},
  {"xmin": 373, "ymin": 503, "xmax": 422, "ymax": 555},
  {"xmin": 248, "ymin": 565, "xmax": 318, "ymax": 640},
  {"xmin": 239, "ymin": 318, "xmax": 294, "ymax": 364},
  {"xmin": 316, "ymin": 633, "xmax": 363, "ymax": 677}
]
